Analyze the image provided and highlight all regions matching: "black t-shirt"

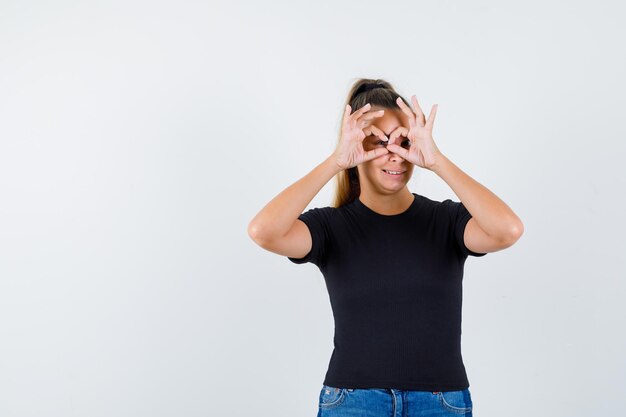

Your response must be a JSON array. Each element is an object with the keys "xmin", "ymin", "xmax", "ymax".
[{"xmin": 288, "ymin": 192, "xmax": 486, "ymax": 391}]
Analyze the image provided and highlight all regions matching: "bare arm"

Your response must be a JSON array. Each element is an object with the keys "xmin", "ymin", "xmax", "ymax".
[
  {"xmin": 387, "ymin": 95, "xmax": 523, "ymax": 253},
  {"xmin": 432, "ymin": 154, "xmax": 524, "ymax": 252},
  {"xmin": 248, "ymin": 103, "xmax": 387, "ymax": 258},
  {"xmin": 247, "ymin": 154, "xmax": 342, "ymax": 247}
]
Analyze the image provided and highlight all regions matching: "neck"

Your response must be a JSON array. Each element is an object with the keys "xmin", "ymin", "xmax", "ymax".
[{"xmin": 358, "ymin": 188, "xmax": 414, "ymax": 215}]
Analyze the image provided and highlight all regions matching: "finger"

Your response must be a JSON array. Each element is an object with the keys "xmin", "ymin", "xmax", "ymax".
[
  {"xmin": 395, "ymin": 97, "xmax": 416, "ymax": 128},
  {"xmin": 411, "ymin": 95, "xmax": 426, "ymax": 125},
  {"xmin": 361, "ymin": 109, "xmax": 385, "ymax": 119},
  {"xmin": 367, "ymin": 125, "xmax": 388, "ymax": 142},
  {"xmin": 426, "ymin": 104, "xmax": 438, "ymax": 127},
  {"xmin": 386, "ymin": 142, "xmax": 410, "ymax": 159},
  {"xmin": 388, "ymin": 126, "xmax": 408, "ymax": 147},
  {"xmin": 363, "ymin": 147, "xmax": 389, "ymax": 161},
  {"xmin": 350, "ymin": 102, "xmax": 372, "ymax": 119},
  {"xmin": 359, "ymin": 109, "xmax": 385, "ymax": 124},
  {"xmin": 363, "ymin": 124, "xmax": 386, "ymax": 141}
]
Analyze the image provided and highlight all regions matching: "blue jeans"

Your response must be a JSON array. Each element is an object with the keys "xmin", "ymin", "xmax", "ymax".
[{"xmin": 317, "ymin": 384, "xmax": 473, "ymax": 416}]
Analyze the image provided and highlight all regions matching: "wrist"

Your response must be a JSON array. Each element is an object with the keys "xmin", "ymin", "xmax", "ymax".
[
  {"xmin": 430, "ymin": 152, "xmax": 449, "ymax": 174},
  {"xmin": 327, "ymin": 153, "xmax": 346, "ymax": 174}
]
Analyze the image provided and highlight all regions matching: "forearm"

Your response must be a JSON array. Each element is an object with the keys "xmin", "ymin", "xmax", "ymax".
[
  {"xmin": 248, "ymin": 154, "xmax": 342, "ymax": 242},
  {"xmin": 432, "ymin": 154, "xmax": 524, "ymax": 240}
]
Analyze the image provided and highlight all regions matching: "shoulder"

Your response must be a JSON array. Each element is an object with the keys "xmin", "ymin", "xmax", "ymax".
[
  {"xmin": 300, "ymin": 205, "xmax": 337, "ymax": 218},
  {"xmin": 297, "ymin": 205, "xmax": 338, "ymax": 229},
  {"xmin": 411, "ymin": 193, "xmax": 451, "ymax": 215}
]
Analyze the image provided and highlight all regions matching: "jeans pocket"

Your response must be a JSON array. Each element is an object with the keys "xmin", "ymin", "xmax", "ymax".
[
  {"xmin": 319, "ymin": 385, "xmax": 347, "ymax": 409},
  {"xmin": 437, "ymin": 389, "xmax": 473, "ymax": 414}
]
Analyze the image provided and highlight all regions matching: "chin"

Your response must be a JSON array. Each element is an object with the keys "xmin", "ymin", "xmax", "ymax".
[{"xmin": 378, "ymin": 182, "xmax": 407, "ymax": 193}]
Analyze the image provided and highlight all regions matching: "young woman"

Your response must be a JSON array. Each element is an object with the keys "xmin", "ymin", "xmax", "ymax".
[{"xmin": 248, "ymin": 78, "xmax": 523, "ymax": 416}]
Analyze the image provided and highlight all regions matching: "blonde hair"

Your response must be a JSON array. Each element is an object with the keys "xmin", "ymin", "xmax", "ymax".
[{"xmin": 331, "ymin": 78, "xmax": 410, "ymax": 208}]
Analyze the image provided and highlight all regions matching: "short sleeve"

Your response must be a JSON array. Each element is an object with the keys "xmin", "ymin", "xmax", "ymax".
[
  {"xmin": 287, "ymin": 206, "xmax": 333, "ymax": 267},
  {"xmin": 443, "ymin": 199, "xmax": 487, "ymax": 258}
]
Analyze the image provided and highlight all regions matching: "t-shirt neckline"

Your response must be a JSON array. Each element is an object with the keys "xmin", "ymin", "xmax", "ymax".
[{"xmin": 353, "ymin": 193, "xmax": 418, "ymax": 218}]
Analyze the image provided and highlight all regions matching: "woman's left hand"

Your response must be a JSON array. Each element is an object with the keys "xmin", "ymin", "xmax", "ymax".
[{"xmin": 385, "ymin": 95, "xmax": 443, "ymax": 171}]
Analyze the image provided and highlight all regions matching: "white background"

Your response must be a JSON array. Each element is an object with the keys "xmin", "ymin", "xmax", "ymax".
[{"xmin": 1, "ymin": 1, "xmax": 624, "ymax": 416}]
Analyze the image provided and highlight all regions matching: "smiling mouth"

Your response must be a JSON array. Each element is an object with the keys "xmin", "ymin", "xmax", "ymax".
[{"xmin": 382, "ymin": 169, "xmax": 405, "ymax": 176}]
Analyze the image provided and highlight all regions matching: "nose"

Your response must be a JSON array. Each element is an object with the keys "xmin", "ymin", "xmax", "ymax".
[{"xmin": 388, "ymin": 149, "xmax": 404, "ymax": 163}]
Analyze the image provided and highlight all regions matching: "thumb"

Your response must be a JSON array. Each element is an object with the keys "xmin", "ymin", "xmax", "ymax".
[
  {"xmin": 363, "ymin": 147, "xmax": 389, "ymax": 162},
  {"xmin": 386, "ymin": 143, "xmax": 409, "ymax": 158}
]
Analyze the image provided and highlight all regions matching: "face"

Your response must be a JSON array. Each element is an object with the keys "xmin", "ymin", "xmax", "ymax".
[{"xmin": 357, "ymin": 106, "xmax": 414, "ymax": 196}]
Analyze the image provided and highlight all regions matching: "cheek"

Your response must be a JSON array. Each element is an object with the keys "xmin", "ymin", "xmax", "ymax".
[{"xmin": 360, "ymin": 161, "xmax": 382, "ymax": 176}]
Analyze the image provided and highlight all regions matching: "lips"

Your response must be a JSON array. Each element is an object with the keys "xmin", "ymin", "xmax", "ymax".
[{"xmin": 382, "ymin": 169, "xmax": 405, "ymax": 177}]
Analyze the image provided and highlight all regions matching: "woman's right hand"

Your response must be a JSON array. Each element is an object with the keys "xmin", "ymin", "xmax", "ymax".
[{"xmin": 332, "ymin": 103, "xmax": 389, "ymax": 170}]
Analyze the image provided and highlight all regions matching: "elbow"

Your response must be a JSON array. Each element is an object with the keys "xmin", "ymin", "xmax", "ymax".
[
  {"xmin": 505, "ymin": 220, "xmax": 524, "ymax": 245},
  {"xmin": 247, "ymin": 221, "xmax": 264, "ymax": 244},
  {"xmin": 247, "ymin": 221, "xmax": 274, "ymax": 247},
  {"xmin": 248, "ymin": 221, "xmax": 261, "ymax": 242}
]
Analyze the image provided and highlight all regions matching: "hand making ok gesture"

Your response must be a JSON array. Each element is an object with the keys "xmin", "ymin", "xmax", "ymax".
[
  {"xmin": 384, "ymin": 95, "xmax": 443, "ymax": 171},
  {"xmin": 332, "ymin": 103, "xmax": 389, "ymax": 170}
]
